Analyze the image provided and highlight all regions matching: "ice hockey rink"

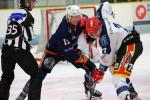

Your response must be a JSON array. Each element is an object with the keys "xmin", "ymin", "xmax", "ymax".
[{"xmin": 0, "ymin": 33, "xmax": 150, "ymax": 100}]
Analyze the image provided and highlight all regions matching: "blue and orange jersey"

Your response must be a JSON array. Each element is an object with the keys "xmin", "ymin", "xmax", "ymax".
[{"xmin": 46, "ymin": 15, "xmax": 87, "ymax": 62}]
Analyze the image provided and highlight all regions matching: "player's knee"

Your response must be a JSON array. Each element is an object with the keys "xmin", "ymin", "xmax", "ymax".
[
  {"xmin": 41, "ymin": 57, "xmax": 55, "ymax": 73},
  {"xmin": 112, "ymin": 75, "xmax": 130, "ymax": 100}
]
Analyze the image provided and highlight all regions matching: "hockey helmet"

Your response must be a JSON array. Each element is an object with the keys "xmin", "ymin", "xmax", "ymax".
[
  {"xmin": 86, "ymin": 17, "xmax": 102, "ymax": 38},
  {"xmin": 20, "ymin": 0, "xmax": 36, "ymax": 10},
  {"xmin": 96, "ymin": 2, "xmax": 115, "ymax": 19},
  {"xmin": 66, "ymin": 5, "xmax": 82, "ymax": 17}
]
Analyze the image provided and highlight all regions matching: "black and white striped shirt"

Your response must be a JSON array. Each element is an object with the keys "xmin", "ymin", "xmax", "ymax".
[{"xmin": 4, "ymin": 8, "xmax": 34, "ymax": 51}]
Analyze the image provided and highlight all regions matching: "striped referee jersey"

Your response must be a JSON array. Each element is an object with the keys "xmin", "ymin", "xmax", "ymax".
[{"xmin": 4, "ymin": 8, "xmax": 34, "ymax": 51}]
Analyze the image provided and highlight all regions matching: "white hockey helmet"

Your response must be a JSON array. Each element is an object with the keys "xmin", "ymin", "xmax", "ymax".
[
  {"xmin": 102, "ymin": 2, "xmax": 115, "ymax": 18},
  {"xmin": 96, "ymin": 2, "xmax": 115, "ymax": 19},
  {"xmin": 66, "ymin": 5, "xmax": 82, "ymax": 17}
]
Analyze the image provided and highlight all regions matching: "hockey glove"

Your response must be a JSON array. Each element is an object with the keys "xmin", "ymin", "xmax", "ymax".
[
  {"xmin": 92, "ymin": 64, "xmax": 109, "ymax": 83},
  {"xmin": 92, "ymin": 69, "xmax": 104, "ymax": 83}
]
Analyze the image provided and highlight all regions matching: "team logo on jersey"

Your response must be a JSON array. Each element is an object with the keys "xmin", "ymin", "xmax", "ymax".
[
  {"xmin": 99, "ymin": 34, "xmax": 111, "ymax": 54},
  {"xmin": 99, "ymin": 35, "xmax": 108, "ymax": 47}
]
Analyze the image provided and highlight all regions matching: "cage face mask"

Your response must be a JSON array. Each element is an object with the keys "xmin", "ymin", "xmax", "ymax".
[{"xmin": 20, "ymin": 0, "xmax": 36, "ymax": 11}]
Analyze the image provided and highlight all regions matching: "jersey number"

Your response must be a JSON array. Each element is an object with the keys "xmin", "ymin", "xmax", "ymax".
[
  {"xmin": 63, "ymin": 39, "xmax": 70, "ymax": 45},
  {"xmin": 6, "ymin": 21, "xmax": 22, "ymax": 39},
  {"xmin": 7, "ymin": 25, "xmax": 18, "ymax": 35},
  {"xmin": 102, "ymin": 48, "xmax": 107, "ymax": 54}
]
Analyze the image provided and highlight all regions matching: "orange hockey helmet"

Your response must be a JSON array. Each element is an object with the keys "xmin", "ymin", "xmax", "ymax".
[{"xmin": 86, "ymin": 17, "xmax": 102, "ymax": 38}]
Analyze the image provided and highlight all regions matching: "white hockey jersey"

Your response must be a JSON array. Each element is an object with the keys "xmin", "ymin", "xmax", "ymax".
[{"xmin": 99, "ymin": 19, "xmax": 129, "ymax": 66}]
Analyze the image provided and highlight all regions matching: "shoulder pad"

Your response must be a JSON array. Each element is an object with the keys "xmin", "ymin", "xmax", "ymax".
[{"xmin": 9, "ymin": 9, "xmax": 27, "ymax": 23}]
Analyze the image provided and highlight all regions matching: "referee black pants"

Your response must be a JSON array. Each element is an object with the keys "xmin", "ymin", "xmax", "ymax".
[{"xmin": 0, "ymin": 45, "xmax": 43, "ymax": 100}]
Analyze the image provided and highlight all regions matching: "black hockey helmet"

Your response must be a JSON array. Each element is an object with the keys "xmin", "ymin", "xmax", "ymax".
[{"xmin": 20, "ymin": 0, "xmax": 36, "ymax": 10}]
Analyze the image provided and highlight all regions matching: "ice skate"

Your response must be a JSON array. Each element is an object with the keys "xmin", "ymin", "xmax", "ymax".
[
  {"xmin": 84, "ymin": 81, "xmax": 102, "ymax": 100},
  {"xmin": 125, "ymin": 94, "xmax": 131, "ymax": 100},
  {"xmin": 130, "ymin": 91, "xmax": 141, "ymax": 100},
  {"xmin": 129, "ymin": 84, "xmax": 141, "ymax": 100}
]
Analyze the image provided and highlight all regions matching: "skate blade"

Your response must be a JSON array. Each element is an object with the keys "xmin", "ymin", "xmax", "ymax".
[
  {"xmin": 86, "ymin": 92, "xmax": 102, "ymax": 100},
  {"xmin": 90, "ymin": 97, "xmax": 102, "ymax": 100},
  {"xmin": 86, "ymin": 96, "xmax": 102, "ymax": 100},
  {"xmin": 133, "ymin": 96, "xmax": 142, "ymax": 100}
]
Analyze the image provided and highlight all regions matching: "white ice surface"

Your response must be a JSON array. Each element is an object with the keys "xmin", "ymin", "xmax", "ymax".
[{"xmin": 0, "ymin": 33, "xmax": 150, "ymax": 100}]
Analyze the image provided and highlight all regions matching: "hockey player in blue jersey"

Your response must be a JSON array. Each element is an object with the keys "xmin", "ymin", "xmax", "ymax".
[{"xmin": 16, "ymin": 5, "xmax": 103, "ymax": 100}]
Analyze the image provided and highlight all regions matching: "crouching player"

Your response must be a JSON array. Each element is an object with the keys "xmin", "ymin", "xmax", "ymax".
[{"xmin": 85, "ymin": 16, "xmax": 143, "ymax": 100}]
